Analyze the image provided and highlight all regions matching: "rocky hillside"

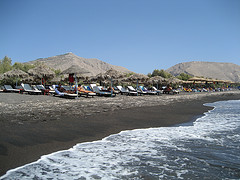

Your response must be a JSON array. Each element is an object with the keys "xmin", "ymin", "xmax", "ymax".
[
  {"xmin": 27, "ymin": 52, "xmax": 132, "ymax": 76},
  {"xmin": 166, "ymin": 61, "xmax": 240, "ymax": 82}
]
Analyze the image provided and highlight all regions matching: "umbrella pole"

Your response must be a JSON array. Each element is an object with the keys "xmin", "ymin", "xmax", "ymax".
[
  {"xmin": 75, "ymin": 73, "xmax": 78, "ymax": 98},
  {"xmin": 111, "ymin": 77, "xmax": 113, "ymax": 97},
  {"xmin": 42, "ymin": 77, "xmax": 45, "ymax": 86},
  {"xmin": 137, "ymin": 79, "xmax": 139, "ymax": 96}
]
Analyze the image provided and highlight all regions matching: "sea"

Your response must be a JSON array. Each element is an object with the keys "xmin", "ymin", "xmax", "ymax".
[{"xmin": 1, "ymin": 100, "xmax": 240, "ymax": 180}]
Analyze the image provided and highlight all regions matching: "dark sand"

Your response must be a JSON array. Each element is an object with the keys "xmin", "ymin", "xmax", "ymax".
[{"xmin": 0, "ymin": 91, "xmax": 240, "ymax": 176}]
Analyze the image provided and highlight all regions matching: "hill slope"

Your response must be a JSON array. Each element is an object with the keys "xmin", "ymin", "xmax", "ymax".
[
  {"xmin": 166, "ymin": 61, "xmax": 240, "ymax": 82},
  {"xmin": 27, "ymin": 52, "xmax": 132, "ymax": 76}
]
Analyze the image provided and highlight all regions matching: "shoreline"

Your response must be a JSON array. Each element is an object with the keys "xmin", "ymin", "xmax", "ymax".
[{"xmin": 0, "ymin": 91, "xmax": 240, "ymax": 176}]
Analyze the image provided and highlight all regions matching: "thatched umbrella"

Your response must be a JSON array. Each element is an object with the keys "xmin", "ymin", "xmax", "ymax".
[
  {"xmin": 103, "ymin": 69, "xmax": 126, "ymax": 79},
  {"xmin": 182, "ymin": 80, "xmax": 193, "ymax": 84},
  {"xmin": 126, "ymin": 73, "xmax": 149, "ymax": 83},
  {"xmin": 91, "ymin": 73, "xmax": 106, "ymax": 82},
  {"xmin": 4, "ymin": 69, "xmax": 28, "ymax": 78},
  {"xmin": 193, "ymin": 81, "xmax": 203, "ymax": 84},
  {"xmin": 147, "ymin": 76, "xmax": 167, "ymax": 89},
  {"xmin": 28, "ymin": 65, "xmax": 55, "ymax": 78},
  {"xmin": 166, "ymin": 77, "xmax": 183, "ymax": 84},
  {"xmin": 22, "ymin": 76, "xmax": 34, "ymax": 84},
  {"xmin": 50, "ymin": 76, "xmax": 64, "ymax": 84},
  {"xmin": 61, "ymin": 65, "xmax": 89, "ymax": 75},
  {"xmin": 28, "ymin": 65, "xmax": 55, "ymax": 85},
  {"xmin": 3, "ymin": 69, "xmax": 29, "ymax": 86},
  {"xmin": 149, "ymin": 76, "xmax": 166, "ymax": 83},
  {"xmin": 224, "ymin": 80, "xmax": 233, "ymax": 84},
  {"xmin": 213, "ymin": 79, "xmax": 225, "ymax": 83},
  {"xmin": 188, "ymin": 77, "xmax": 207, "ymax": 82},
  {"xmin": 150, "ymin": 76, "xmax": 166, "ymax": 84},
  {"xmin": 93, "ymin": 69, "xmax": 126, "ymax": 86},
  {"xmin": 116, "ymin": 73, "xmax": 148, "ymax": 89},
  {"xmin": 94, "ymin": 69, "xmax": 125, "ymax": 80},
  {"xmin": 61, "ymin": 65, "xmax": 90, "ymax": 97},
  {"xmin": 125, "ymin": 73, "xmax": 149, "ymax": 93}
]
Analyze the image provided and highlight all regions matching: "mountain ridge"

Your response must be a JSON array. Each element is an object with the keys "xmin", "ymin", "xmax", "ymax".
[
  {"xmin": 26, "ymin": 52, "xmax": 132, "ymax": 76},
  {"xmin": 166, "ymin": 61, "xmax": 240, "ymax": 82},
  {"xmin": 26, "ymin": 53, "xmax": 240, "ymax": 82}
]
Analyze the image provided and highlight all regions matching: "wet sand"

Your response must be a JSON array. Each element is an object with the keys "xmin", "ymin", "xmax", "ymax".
[{"xmin": 0, "ymin": 91, "xmax": 240, "ymax": 176}]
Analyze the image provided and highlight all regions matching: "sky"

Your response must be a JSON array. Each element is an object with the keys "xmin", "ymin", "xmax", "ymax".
[{"xmin": 0, "ymin": 0, "xmax": 240, "ymax": 74}]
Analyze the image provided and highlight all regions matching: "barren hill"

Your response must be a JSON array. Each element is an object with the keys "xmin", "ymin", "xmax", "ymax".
[
  {"xmin": 166, "ymin": 61, "xmax": 240, "ymax": 82},
  {"xmin": 27, "ymin": 52, "xmax": 132, "ymax": 76}
]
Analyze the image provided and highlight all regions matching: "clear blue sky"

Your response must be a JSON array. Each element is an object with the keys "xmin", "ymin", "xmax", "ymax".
[{"xmin": 1, "ymin": 0, "xmax": 239, "ymax": 74}]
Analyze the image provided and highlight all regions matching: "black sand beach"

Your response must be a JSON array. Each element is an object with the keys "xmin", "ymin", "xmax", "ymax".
[{"xmin": 0, "ymin": 91, "xmax": 240, "ymax": 176}]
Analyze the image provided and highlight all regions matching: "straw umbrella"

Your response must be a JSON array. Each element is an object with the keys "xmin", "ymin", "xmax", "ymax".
[
  {"xmin": 214, "ymin": 79, "xmax": 225, "ymax": 83},
  {"xmin": 126, "ymin": 73, "xmax": 149, "ymax": 88},
  {"xmin": 148, "ymin": 76, "xmax": 167, "ymax": 89},
  {"xmin": 188, "ymin": 77, "xmax": 207, "ymax": 82},
  {"xmin": 166, "ymin": 77, "xmax": 183, "ymax": 85},
  {"xmin": 28, "ymin": 65, "xmax": 55, "ymax": 85},
  {"xmin": 22, "ymin": 76, "xmax": 34, "ymax": 84},
  {"xmin": 182, "ymin": 80, "xmax": 193, "ymax": 84},
  {"xmin": 103, "ymin": 69, "xmax": 126, "ymax": 79},
  {"xmin": 93, "ymin": 69, "xmax": 126, "ymax": 96},
  {"xmin": 3, "ymin": 69, "xmax": 29, "ymax": 86},
  {"xmin": 149, "ymin": 76, "xmax": 166, "ymax": 83},
  {"xmin": 94, "ymin": 69, "xmax": 126, "ymax": 81},
  {"xmin": 104, "ymin": 69, "xmax": 127, "ymax": 96},
  {"xmin": 60, "ymin": 65, "xmax": 90, "ymax": 97},
  {"xmin": 50, "ymin": 76, "xmax": 64, "ymax": 84},
  {"xmin": 127, "ymin": 73, "xmax": 149, "ymax": 82},
  {"xmin": 125, "ymin": 73, "xmax": 149, "ymax": 95},
  {"xmin": 4, "ymin": 69, "xmax": 28, "ymax": 78},
  {"xmin": 92, "ymin": 73, "xmax": 106, "ymax": 83},
  {"xmin": 117, "ymin": 73, "xmax": 147, "ymax": 87}
]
